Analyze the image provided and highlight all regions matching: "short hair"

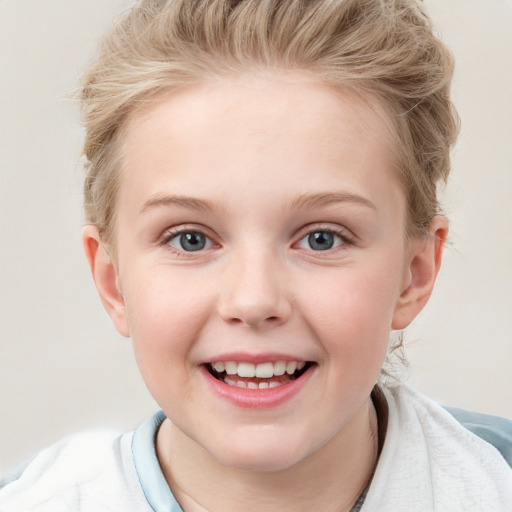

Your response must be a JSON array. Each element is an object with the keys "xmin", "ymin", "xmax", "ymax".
[{"xmin": 80, "ymin": 0, "xmax": 459, "ymax": 246}]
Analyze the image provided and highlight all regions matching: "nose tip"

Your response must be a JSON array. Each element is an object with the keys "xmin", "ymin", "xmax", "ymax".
[
  {"xmin": 217, "ymin": 262, "xmax": 292, "ymax": 329},
  {"xmin": 224, "ymin": 308, "xmax": 288, "ymax": 329}
]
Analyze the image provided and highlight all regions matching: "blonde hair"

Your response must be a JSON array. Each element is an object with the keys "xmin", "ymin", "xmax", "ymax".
[{"xmin": 80, "ymin": 0, "xmax": 459, "ymax": 245}]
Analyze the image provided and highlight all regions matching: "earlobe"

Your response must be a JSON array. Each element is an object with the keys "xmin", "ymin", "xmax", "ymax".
[
  {"xmin": 391, "ymin": 216, "xmax": 448, "ymax": 330},
  {"xmin": 82, "ymin": 225, "xmax": 130, "ymax": 337}
]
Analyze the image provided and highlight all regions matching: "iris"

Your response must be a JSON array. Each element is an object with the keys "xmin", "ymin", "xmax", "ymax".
[
  {"xmin": 179, "ymin": 232, "xmax": 206, "ymax": 251},
  {"xmin": 308, "ymin": 231, "xmax": 335, "ymax": 251}
]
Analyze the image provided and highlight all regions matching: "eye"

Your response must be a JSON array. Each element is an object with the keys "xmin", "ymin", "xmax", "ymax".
[
  {"xmin": 296, "ymin": 230, "xmax": 346, "ymax": 251},
  {"xmin": 167, "ymin": 231, "xmax": 212, "ymax": 252}
]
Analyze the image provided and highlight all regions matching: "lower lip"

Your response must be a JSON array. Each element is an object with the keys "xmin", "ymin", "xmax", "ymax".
[{"xmin": 201, "ymin": 365, "xmax": 315, "ymax": 409}]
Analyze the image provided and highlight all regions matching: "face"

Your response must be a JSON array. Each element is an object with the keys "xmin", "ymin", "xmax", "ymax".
[{"xmin": 101, "ymin": 74, "xmax": 424, "ymax": 472}]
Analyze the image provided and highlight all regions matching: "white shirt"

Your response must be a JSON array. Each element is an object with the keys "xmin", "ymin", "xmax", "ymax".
[{"xmin": 1, "ymin": 383, "xmax": 511, "ymax": 511}]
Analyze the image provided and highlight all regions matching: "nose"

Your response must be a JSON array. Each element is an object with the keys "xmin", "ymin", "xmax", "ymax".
[{"xmin": 217, "ymin": 251, "xmax": 292, "ymax": 329}]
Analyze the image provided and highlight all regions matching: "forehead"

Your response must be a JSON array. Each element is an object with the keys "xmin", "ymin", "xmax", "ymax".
[{"xmin": 118, "ymin": 73, "xmax": 403, "ymax": 218}]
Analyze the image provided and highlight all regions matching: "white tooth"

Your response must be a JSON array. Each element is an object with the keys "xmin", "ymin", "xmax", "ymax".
[
  {"xmin": 225, "ymin": 362, "xmax": 238, "ymax": 375},
  {"xmin": 297, "ymin": 361, "xmax": 306, "ymax": 370},
  {"xmin": 273, "ymin": 361, "xmax": 286, "ymax": 376},
  {"xmin": 236, "ymin": 380, "xmax": 248, "ymax": 389},
  {"xmin": 225, "ymin": 377, "xmax": 236, "ymax": 386},
  {"xmin": 259, "ymin": 382, "xmax": 269, "ymax": 389},
  {"xmin": 286, "ymin": 361, "xmax": 297, "ymax": 374},
  {"xmin": 213, "ymin": 362, "xmax": 225, "ymax": 372},
  {"xmin": 247, "ymin": 381, "xmax": 258, "ymax": 389},
  {"xmin": 255, "ymin": 362, "xmax": 274, "ymax": 378},
  {"xmin": 269, "ymin": 381, "xmax": 281, "ymax": 388},
  {"xmin": 237, "ymin": 362, "xmax": 256, "ymax": 378}
]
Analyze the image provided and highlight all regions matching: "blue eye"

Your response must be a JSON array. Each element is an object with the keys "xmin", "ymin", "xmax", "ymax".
[
  {"xmin": 168, "ymin": 231, "xmax": 211, "ymax": 252},
  {"xmin": 308, "ymin": 231, "xmax": 335, "ymax": 251},
  {"xmin": 296, "ymin": 229, "xmax": 346, "ymax": 251}
]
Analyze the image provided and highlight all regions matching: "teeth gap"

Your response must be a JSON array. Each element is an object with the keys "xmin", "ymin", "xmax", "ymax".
[{"xmin": 206, "ymin": 362, "xmax": 312, "ymax": 383}]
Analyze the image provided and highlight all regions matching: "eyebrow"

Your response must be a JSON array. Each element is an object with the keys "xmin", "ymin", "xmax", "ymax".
[
  {"xmin": 289, "ymin": 192, "xmax": 376, "ymax": 211},
  {"xmin": 140, "ymin": 191, "xmax": 376, "ymax": 215},
  {"xmin": 140, "ymin": 194, "xmax": 217, "ymax": 214}
]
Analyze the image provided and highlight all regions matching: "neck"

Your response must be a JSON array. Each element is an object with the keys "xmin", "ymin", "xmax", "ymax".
[{"xmin": 157, "ymin": 397, "xmax": 379, "ymax": 512}]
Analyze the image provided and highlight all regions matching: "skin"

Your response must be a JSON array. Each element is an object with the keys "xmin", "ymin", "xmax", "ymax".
[{"xmin": 83, "ymin": 72, "xmax": 447, "ymax": 512}]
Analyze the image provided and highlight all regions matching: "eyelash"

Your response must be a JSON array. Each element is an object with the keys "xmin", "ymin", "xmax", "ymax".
[
  {"xmin": 158, "ymin": 226, "xmax": 216, "ymax": 257},
  {"xmin": 294, "ymin": 225, "xmax": 355, "ymax": 251},
  {"xmin": 158, "ymin": 224, "xmax": 355, "ymax": 256}
]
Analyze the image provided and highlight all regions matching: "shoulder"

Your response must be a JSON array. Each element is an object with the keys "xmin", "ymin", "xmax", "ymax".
[
  {"xmin": 388, "ymin": 383, "xmax": 512, "ymax": 468},
  {"xmin": 0, "ymin": 429, "xmax": 149, "ymax": 512},
  {"xmin": 444, "ymin": 405, "xmax": 512, "ymax": 469},
  {"xmin": 364, "ymin": 383, "xmax": 512, "ymax": 510},
  {"xmin": 1, "ymin": 429, "xmax": 121, "ymax": 486}
]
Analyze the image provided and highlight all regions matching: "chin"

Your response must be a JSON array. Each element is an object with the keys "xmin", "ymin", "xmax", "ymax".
[
  {"xmin": 209, "ymin": 431, "xmax": 313, "ymax": 473},
  {"xmin": 221, "ymin": 450, "xmax": 306, "ymax": 473}
]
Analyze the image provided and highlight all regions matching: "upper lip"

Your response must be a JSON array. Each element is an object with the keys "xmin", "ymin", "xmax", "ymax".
[{"xmin": 199, "ymin": 352, "xmax": 310, "ymax": 365}]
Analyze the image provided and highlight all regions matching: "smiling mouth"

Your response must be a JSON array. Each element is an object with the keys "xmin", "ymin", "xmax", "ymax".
[{"xmin": 205, "ymin": 360, "xmax": 314, "ymax": 389}]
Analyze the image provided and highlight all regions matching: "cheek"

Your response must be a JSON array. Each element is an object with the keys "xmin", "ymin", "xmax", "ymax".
[
  {"xmin": 123, "ymin": 264, "xmax": 208, "ymax": 340},
  {"xmin": 299, "ymin": 264, "xmax": 401, "ymax": 357},
  {"xmin": 120, "ymin": 270, "xmax": 213, "ymax": 397}
]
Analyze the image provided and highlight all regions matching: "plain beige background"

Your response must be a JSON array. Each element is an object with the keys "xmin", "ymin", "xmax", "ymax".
[{"xmin": 1, "ymin": 0, "xmax": 511, "ymax": 475}]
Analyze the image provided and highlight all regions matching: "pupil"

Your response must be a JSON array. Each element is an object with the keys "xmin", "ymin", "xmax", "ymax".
[
  {"xmin": 180, "ymin": 232, "xmax": 206, "ymax": 251},
  {"xmin": 308, "ymin": 231, "xmax": 334, "ymax": 251}
]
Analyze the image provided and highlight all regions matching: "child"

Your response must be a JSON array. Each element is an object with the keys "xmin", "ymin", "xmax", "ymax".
[{"xmin": 1, "ymin": 0, "xmax": 511, "ymax": 510}]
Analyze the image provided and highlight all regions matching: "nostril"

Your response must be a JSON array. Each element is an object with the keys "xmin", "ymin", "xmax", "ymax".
[
  {"xmin": 218, "ymin": 292, "xmax": 292, "ymax": 327},
  {"xmin": 228, "ymin": 315, "xmax": 280, "ymax": 326}
]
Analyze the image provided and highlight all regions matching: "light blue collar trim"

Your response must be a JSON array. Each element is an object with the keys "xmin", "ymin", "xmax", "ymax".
[
  {"xmin": 132, "ymin": 411, "xmax": 184, "ymax": 512},
  {"xmin": 132, "ymin": 411, "xmax": 367, "ymax": 512},
  {"xmin": 131, "ymin": 405, "xmax": 512, "ymax": 511}
]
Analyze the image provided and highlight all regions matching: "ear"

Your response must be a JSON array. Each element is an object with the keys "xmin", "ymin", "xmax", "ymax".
[
  {"xmin": 392, "ymin": 216, "xmax": 448, "ymax": 330},
  {"xmin": 82, "ymin": 225, "xmax": 130, "ymax": 337}
]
